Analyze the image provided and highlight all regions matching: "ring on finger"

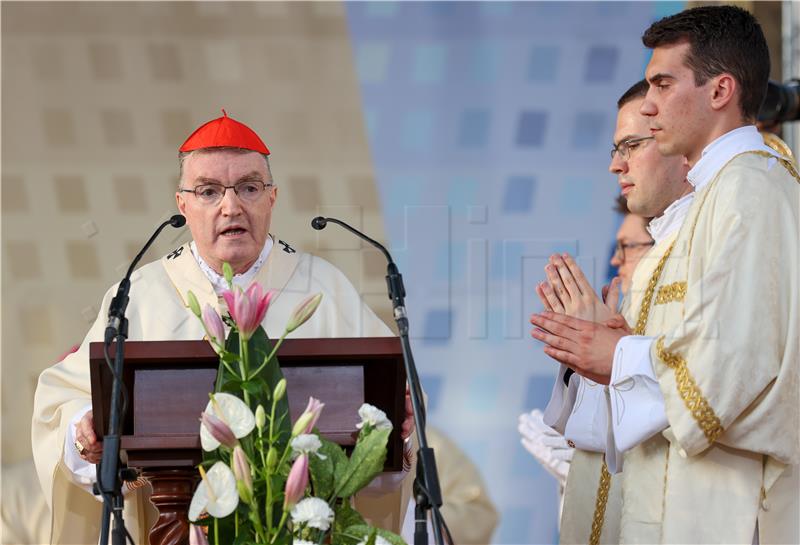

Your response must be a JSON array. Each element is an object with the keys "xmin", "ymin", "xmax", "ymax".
[{"xmin": 74, "ymin": 439, "xmax": 86, "ymax": 456}]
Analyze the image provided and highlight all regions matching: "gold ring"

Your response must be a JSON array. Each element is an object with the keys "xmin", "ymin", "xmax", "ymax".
[{"xmin": 74, "ymin": 439, "xmax": 86, "ymax": 455}]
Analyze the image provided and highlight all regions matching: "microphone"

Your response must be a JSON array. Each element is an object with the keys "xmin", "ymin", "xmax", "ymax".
[
  {"xmin": 104, "ymin": 214, "xmax": 186, "ymax": 342},
  {"xmin": 311, "ymin": 216, "xmax": 327, "ymax": 230}
]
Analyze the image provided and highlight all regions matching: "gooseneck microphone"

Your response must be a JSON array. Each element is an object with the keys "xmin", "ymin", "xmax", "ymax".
[
  {"xmin": 311, "ymin": 216, "xmax": 452, "ymax": 545},
  {"xmin": 98, "ymin": 214, "xmax": 186, "ymax": 545}
]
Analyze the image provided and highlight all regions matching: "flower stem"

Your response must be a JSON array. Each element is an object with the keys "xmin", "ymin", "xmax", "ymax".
[
  {"xmin": 247, "ymin": 331, "xmax": 288, "ymax": 380},
  {"xmin": 239, "ymin": 334, "xmax": 251, "ymax": 406},
  {"xmin": 214, "ymin": 518, "xmax": 219, "ymax": 545},
  {"xmin": 270, "ymin": 511, "xmax": 289, "ymax": 544}
]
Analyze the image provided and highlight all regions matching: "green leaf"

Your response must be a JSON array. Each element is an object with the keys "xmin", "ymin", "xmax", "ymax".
[
  {"xmin": 335, "ymin": 429, "xmax": 391, "ymax": 498},
  {"xmin": 345, "ymin": 525, "xmax": 407, "ymax": 545},
  {"xmin": 333, "ymin": 501, "xmax": 366, "ymax": 536},
  {"xmin": 310, "ymin": 437, "xmax": 347, "ymax": 499}
]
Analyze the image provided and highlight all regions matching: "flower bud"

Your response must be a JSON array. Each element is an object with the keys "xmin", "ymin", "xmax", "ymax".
[
  {"xmin": 189, "ymin": 524, "xmax": 209, "ymax": 545},
  {"xmin": 266, "ymin": 447, "xmax": 278, "ymax": 469},
  {"xmin": 283, "ymin": 454, "xmax": 309, "ymax": 509},
  {"xmin": 202, "ymin": 305, "xmax": 225, "ymax": 347},
  {"xmin": 285, "ymin": 293, "xmax": 323, "ymax": 333},
  {"xmin": 291, "ymin": 397, "xmax": 325, "ymax": 437},
  {"xmin": 186, "ymin": 291, "xmax": 201, "ymax": 318},
  {"xmin": 255, "ymin": 405, "xmax": 266, "ymax": 433},
  {"xmin": 273, "ymin": 379, "xmax": 287, "ymax": 402},
  {"xmin": 222, "ymin": 262, "xmax": 234, "ymax": 287},
  {"xmin": 232, "ymin": 446, "xmax": 253, "ymax": 504},
  {"xmin": 200, "ymin": 411, "xmax": 238, "ymax": 449}
]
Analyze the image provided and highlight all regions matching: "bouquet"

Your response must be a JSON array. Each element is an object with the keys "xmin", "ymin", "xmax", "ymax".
[{"xmin": 184, "ymin": 263, "xmax": 406, "ymax": 545}]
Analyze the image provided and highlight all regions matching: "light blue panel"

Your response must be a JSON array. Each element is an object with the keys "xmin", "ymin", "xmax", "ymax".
[
  {"xmin": 480, "ymin": 1, "xmax": 513, "ymax": 17},
  {"xmin": 384, "ymin": 174, "xmax": 425, "ymax": 212},
  {"xmin": 527, "ymin": 46, "xmax": 559, "ymax": 82},
  {"xmin": 502, "ymin": 176, "xmax": 536, "ymax": 213},
  {"xmin": 572, "ymin": 111, "xmax": 607, "ymax": 149},
  {"xmin": 458, "ymin": 109, "xmax": 490, "ymax": 149},
  {"xmin": 401, "ymin": 110, "xmax": 434, "ymax": 152},
  {"xmin": 559, "ymin": 177, "xmax": 596, "ymax": 215},
  {"xmin": 459, "ymin": 438, "xmax": 489, "ymax": 469},
  {"xmin": 496, "ymin": 508, "xmax": 533, "ymax": 544},
  {"xmin": 447, "ymin": 177, "xmax": 480, "ymax": 211},
  {"xmin": 356, "ymin": 43, "xmax": 390, "ymax": 84},
  {"xmin": 515, "ymin": 111, "xmax": 547, "ymax": 147},
  {"xmin": 365, "ymin": 1, "xmax": 398, "ymax": 18},
  {"xmin": 413, "ymin": 44, "xmax": 447, "ymax": 84},
  {"xmin": 655, "ymin": 1, "xmax": 686, "ymax": 18},
  {"xmin": 437, "ymin": 240, "xmax": 465, "ymax": 282},
  {"xmin": 419, "ymin": 373, "xmax": 443, "ymax": 413},
  {"xmin": 467, "ymin": 372, "xmax": 500, "ymax": 412},
  {"xmin": 364, "ymin": 109, "xmax": 378, "ymax": 139},
  {"xmin": 524, "ymin": 375, "xmax": 555, "ymax": 409},
  {"xmin": 422, "ymin": 308, "xmax": 452, "ymax": 343},
  {"xmin": 470, "ymin": 42, "xmax": 501, "ymax": 83},
  {"xmin": 585, "ymin": 45, "xmax": 620, "ymax": 83}
]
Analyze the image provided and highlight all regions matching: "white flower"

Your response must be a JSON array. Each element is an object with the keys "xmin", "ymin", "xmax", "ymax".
[
  {"xmin": 188, "ymin": 462, "xmax": 239, "ymax": 521},
  {"xmin": 290, "ymin": 497, "xmax": 334, "ymax": 531},
  {"xmin": 200, "ymin": 393, "xmax": 255, "ymax": 451},
  {"xmin": 355, "ymin": 403, "xmax": 393, "ymax": 431},
  {"xmin": 290, "ymin": 434, "xmax": 326, "ymax": 459},
  {"xmin": 293, "ymin": 540, "xmax": 316, "ymax": 545},
  {"xmin": 356, "ymin": 536, "xmax": 391, "ymax": 545}
]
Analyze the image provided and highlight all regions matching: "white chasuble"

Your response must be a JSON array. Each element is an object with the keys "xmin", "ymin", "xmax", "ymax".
[{"xmin": 32, "ymin": 235, "xmax": 410, "ymax": 545}]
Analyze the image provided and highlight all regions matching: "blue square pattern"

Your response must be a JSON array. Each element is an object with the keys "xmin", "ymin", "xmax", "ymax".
[
  {"xmin": 524, "ymin": 375, "xmax": 555, "ymax": 409},
  {"xmin": 419, "ymin": 373, "xmax": 443, "ymax": 413},
  {"xmin": 401, "ymin": 110, "xmax": 434, "ymax": 152},
  {"xmin": 365, "ymin": 1, "xmax": 398, "ymax": 18},
  {"xmin": 572, "ymin": 111, "xmax": 606, "ymax": 149},
  {"xmin": 502, "ymin": 176, "xmax": 536, "ymax": 213},
  {"xmin": 467, "ymin": 372, "xmax": 500, "ymax": 412},
  {"xmin": 528, "ymin": 46, "xmax": 559, "ymax": 82},
  {"xmin": 515, "ymin": 111, "xmax": 548, "ymax": 148},
  {"xmin": 470, "ymin": 43, "xmax": 501, "ymax": 83},
  {"xmin": 414, "ymin": 44, "xmax": 447, "ymax": 84},
  {"xmin": 437, "ymin": 240, "xmax": 465, "ymax": 282},
  {"xmin": 422, "ymin": 308, "xmax": 452, "ymax": 344},
  {"xmin": 458, "ymin": 109, "xmax": 490, "ymax": 149},
  {"xmin": 559, "ymin": 177, "xmax": 596, "ymax": 215},
  {"xmin": 585, "ymin": 45, "xmax": 620, "ymax": 83},
  {"xmin": 356, "ymin": 43, "xmax": 390, "ymax": 84}
]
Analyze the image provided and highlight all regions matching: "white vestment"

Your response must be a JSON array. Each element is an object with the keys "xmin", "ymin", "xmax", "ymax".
[{"xmin": 32, "ymin": 235, "xmax": 411, "ymax": 545}]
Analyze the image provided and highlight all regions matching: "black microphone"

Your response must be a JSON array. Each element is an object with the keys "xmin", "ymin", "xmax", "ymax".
[
  {"xmin": 104, "ymin": 214, "xmax": 186, "ymax": 342},
  {"xmin": 311, "ymin": 216, "xmax": 327, "ymax": 230}
]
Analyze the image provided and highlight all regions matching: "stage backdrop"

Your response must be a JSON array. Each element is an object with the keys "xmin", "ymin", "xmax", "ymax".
[{"xmin": 2, "ymin": 2, "xmax": 683, "ymax": 543}]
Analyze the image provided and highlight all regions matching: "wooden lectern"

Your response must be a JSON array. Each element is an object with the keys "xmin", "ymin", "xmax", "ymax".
[{"xmin": 89, "ymin": 337, "xmax": 405, "ymax": 545}]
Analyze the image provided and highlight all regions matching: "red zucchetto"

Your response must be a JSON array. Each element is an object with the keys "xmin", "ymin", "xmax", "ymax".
[{"xmin": 179, "ymin": 109, "xmax": 270, "ymax": 155}]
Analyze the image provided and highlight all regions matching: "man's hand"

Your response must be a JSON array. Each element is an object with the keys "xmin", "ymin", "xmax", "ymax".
[
  {"xmin": 530, "ymin": 311, "xmax": 629, "ymax": 384},
  {"xmin": 535, "ymin": 253, "xmax": 620, "ymax": 323},
  {"xmin": 75, "ymin": 410, "xmax": 103, "ymax": 464},
  {"xmin": 401, "ymin": 385, "xmax": 415, "ymax": 441}
]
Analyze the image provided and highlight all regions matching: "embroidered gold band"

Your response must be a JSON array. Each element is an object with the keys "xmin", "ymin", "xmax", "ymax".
[
  {"xmin": 655, "ymin": 337, "xmax": 724, "ymax": 444},
  {"xmin": 589, "ymin": 460, "xmax": 612, "ymax": 545},
  {"xmin": 655, "ymin": 281, "xmax": 686, "ymax": 305}
]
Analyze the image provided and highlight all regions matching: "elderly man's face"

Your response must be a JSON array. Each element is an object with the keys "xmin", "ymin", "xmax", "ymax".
[
  {"xmin": 609, "ymin": 98, "xmax": 689, "ymax": 218},
  {"xmin": 176, "ymin": 150, "xmax": 277, "ymax": 274}
]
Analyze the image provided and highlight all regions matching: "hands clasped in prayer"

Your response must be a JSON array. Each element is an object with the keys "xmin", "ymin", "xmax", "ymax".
[{"xmin": 530, "ymin": 253, "xmax": 631, "ymax": 385}]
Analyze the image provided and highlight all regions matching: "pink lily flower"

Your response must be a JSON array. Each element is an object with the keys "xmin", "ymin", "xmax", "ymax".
[
  {"xmin": 232, "ymin": 446, "xmax": 253, "ymax": 502},
  {"xmin": 189, "ymin": 524, "xmax": 209, "ymax": 545},
  {"xmin": 200, "ymin": 412, "xmax": 238, "ymax": 449},
  {"xmin": 222, "ymin": 283, "xmax": 275, "ymax": 341},
  {"xmin": 202, "ymin": 304, "xmax": 225, "ymax": 347},
  {"xmin": 284, "ymin": 453, "xmax": 309, "ymax": 508},
  {"xmin": 291, "ymin": 397, "xmax": 325, "ymax": 437}
]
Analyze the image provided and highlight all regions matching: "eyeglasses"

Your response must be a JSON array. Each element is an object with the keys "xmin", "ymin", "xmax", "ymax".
[
  {"xmin": 179, "ymin": 181, "xmax": 272, "ymax": 205},
  {"xmin": 614, "ymin": 240, "xmax": 655, "ymax": 262},
  {"xmin": 610, "ymin": 136, "xmax": 655, "ymax": 161}
]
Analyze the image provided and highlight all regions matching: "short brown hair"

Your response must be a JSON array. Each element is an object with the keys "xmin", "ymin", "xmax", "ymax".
[
  {"xmin": 617, "ymin": 79, "xmax": 649, "ymax": 110},
  {"xmin": 642, "ymin": 5, "xmax": 769, "ymax": 121}
]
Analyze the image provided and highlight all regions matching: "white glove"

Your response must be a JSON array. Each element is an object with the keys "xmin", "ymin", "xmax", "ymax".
[{"xmin": 518, "ymin": 409, "xmax": 573, "ymax": 486}]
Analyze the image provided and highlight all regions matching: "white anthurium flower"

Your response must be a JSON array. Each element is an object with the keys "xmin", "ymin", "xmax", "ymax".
[
  {"xmin": 290, "ymin": 497, "xmax": 335, "ymax": 531},
  {"xmin": 200, "ymin": 393, "xmax": 255, "ymax": 451},
  {"xmin": 355, "ymin": 403, "xmax": 393, "ymax": 431},
  {"xmin": 357, "ymin": 536, "xmax": 391, "ymax": 545},
  {"xmin": 188, "ymin": 462, "xmax": 239, "ymax": 521},
  {"xmin": 293, "ymin": 540, "xmax": 316, "ymax": 545},
  {"xmin": 290, "ymin": 434, "xmax": 326, "ymax": 459}
]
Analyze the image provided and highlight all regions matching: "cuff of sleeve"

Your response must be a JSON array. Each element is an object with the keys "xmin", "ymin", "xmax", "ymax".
[
  {"xmin": 63, "ymin": 403, "xmax": 101, "ymax": 496},
  {"xmin": 542, "ymin": 365, "xmax": 579, "ymax": 434},
  {"xmin": 608, "ymin": 336, "xmax": 668, "ymax": 457}
]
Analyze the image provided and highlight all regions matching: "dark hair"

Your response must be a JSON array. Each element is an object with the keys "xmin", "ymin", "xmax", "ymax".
[
  {"xmin": 642, "ymin": 5, "xmax": 769, "ymax": 120},
  {"xmin": 617, "ymin": 79, "xmax": 649, "ymax": 109},
  {"xmin": 614, "ymin": 194, "xmax": 629, "ymax": 214}
]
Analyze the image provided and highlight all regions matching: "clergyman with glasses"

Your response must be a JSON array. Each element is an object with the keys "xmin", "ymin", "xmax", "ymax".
[
  {"xmin": 32, "ymin": 112, "xmax": 414, "ymax": 545},
  {"xmin": 530, "ymin": 78, "xmax": 691, "ymax": 544}
]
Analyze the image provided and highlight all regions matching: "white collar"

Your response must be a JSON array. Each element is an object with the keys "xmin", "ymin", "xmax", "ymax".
[
  {"xmin": 190, "ymin": 237, "xmax": 273, "ymax": 295},
  {"xmin": 687, "ymin": 125, "xmax": 778, "ymax": 191},
  {"xmin": 647, "ymin": 191, "xmax": 695, "ymax": 245}
]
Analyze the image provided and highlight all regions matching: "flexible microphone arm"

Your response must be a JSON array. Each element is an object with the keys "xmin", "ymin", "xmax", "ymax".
[
  {"xmin": 97, "ymin": 214, "xmax": 186, "ymax": 545},
  {"xmin": 311, "ymin": 216, "xmax": 451, "ymax": 545}
]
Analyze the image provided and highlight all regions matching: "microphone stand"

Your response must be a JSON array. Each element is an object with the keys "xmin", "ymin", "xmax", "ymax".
[
  {"xmin": 311, "ymin": 216, "xmax": 452, "ymax": 545},
  {"xmin": 96, "ymin": 215, "xmax": 186, "ymax": 545}
]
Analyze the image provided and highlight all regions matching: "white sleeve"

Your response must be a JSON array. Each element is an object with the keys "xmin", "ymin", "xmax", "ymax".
[
  {"xmin": 606, "ymin": 335, "xmax": 669, "ymax": 473},
  {"xmin": 63, "ymin": 403, "xmax": 100, "ymax": 498},
  {"xmin": 563, "ymin": 378, "xmax": 608, "ymax": 453},
  {"xmin": 542, "ymin": 365, "xmax": 579, "ymax": 434}
]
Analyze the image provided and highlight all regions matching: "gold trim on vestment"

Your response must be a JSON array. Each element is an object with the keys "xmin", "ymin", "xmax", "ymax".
[
  {"xmin": 655, "ymin": 282, "xmax": 686, "ymax": 305},
  {"xmin": 655, "ymin": 337, "xmax": 724, "ymax": 443},
  {"xmin": 589, "ymin": 461, "xmax": 612, "ymax": 545}
]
